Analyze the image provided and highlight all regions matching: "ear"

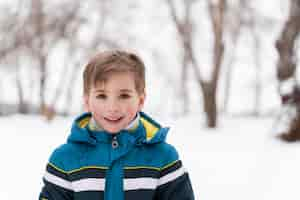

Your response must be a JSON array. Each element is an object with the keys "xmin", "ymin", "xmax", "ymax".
[
  {"xmin": 138, "ymin": 92, "xmax": 146, "ymax": 111},
  {"xmin": 83, "ymin": 95, "xmax": 90, "ymax": 112}
]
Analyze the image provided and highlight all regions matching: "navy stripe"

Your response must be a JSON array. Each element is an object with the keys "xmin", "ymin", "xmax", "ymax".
[
  {"xmin": 124, "ymin": 189, "xmax": 155, "ymax": 200},
  {"xmin": 40, "ymin": 180, "xmax": 73, "ymax": 200},
  {"xmin": 156, "ymin": 173, "xmax": 194, "ymax": 200},
  {"xmin": 74, "ymin": 191, "xmax": 104, "ymax": 200},
  {"xmin": 160, "ymin": 160, "xmax": 182, "ymax": 177},
  {"xmin": 69, "ymin": 168, "xmax": 106, "ymax": 181},
  {"xmin": 124, "ymin": 168, "xmax": 160, "ymax": 179},
  {"xmin": 47, "ymin": 164, "xmax": 69, "ymax": 180}
]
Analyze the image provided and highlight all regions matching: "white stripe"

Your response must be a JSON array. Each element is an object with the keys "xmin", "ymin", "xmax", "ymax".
[
  {"xmin": 158, "ymin": 166, "xmax": 185, "ymax": 186},
  {"xmin": 44, "ymin": 171, "xmax": 73, "ymax": 191},
  {"xmin": 124, "ymin": 177, "xmax": 158, "ymax": 190},
  {"xmin": 44, "ymin": 165, "xmax": 185, "ymax": 192},
  {"xmin": 72, "ymin": 178, "xmax": 105, "ymax": 192}
]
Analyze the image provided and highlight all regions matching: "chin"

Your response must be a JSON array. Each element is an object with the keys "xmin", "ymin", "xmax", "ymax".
[{"xmin": 105, "ymin": 128, "xmax": 122, "ymax": 134}]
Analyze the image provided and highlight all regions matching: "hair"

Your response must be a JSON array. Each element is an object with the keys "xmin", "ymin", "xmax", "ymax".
[{"xmin": 83, "ymin": 50, "xmax": 146, "ymax": 95}]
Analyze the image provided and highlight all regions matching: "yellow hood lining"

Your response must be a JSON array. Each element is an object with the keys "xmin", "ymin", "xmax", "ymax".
[
  {"xmin": 77, "ymin": 115, "xmax": 159, "ymax": 141},
  {"xmin": 78, "ymin": 116, "xmax": 91, "ymax": 128},
  {"xmin": 140, "ymin": 117, "xmax": 159, "ymax": 141}
]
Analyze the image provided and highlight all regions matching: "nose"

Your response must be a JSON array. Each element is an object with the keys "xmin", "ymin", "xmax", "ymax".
[{"xmin": 106, "ymin": 99, "xmax": 119, "ymax": 113}]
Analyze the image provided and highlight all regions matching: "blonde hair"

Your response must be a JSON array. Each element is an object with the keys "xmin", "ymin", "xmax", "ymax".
[{"xmin": 83, "ymin": 50, "xmax": 145, "ymax": 95}]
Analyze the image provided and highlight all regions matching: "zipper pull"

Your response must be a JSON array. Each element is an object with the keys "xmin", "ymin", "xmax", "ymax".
[{"xmin": 112, "ymin": 136, "xmax": 119, "ymax": 149}]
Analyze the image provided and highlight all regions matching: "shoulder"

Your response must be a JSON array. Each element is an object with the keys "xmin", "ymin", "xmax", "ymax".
[
  {"xmin": 150, "ymin": 142, "xmax": 180, "ymax": 168},
  {"xmin": 48, "ymin": 143, "xmax": 84, "ymax": 172}
]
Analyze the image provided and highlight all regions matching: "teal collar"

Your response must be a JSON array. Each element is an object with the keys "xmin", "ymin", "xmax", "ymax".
[{"xmin": 68, "ymin": 112, "xmax": 169, "ymax": 146}]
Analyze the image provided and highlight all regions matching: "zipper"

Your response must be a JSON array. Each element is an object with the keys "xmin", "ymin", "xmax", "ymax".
[
  {"xmin": 112, "ymin": 135, "xmax": 119, "ymax": 149},
  {"xmin": 106, "ymin": 135, "xmax": 122, "ymax": 200}
]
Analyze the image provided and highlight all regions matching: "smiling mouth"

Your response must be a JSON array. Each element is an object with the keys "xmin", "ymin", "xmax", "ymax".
[{"xmin": 104, "ymin": 117, "xmax": 124, "ymax": 123}]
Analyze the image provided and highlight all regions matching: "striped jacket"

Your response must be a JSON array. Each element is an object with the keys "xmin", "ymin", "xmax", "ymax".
[{"xmin": 39, "ymin": 112, "xmax": 194, "ymax": 200}]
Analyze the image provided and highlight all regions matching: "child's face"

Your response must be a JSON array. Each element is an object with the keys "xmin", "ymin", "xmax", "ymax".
[{"xmin": 84, "ymin": 72, "xmax": 145, "ymax": 134}]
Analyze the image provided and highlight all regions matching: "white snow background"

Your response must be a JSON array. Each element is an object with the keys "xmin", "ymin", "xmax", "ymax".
[{"xmin": 1, "ymin": 113, "xmax": 300, "ymax": 200}]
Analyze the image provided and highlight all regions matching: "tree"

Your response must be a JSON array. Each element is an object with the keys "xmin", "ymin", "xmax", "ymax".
[
  {"xmin": 276, "ymin": 0, "xmax": 300, "ymax": 141},
  {"xmin": 0, "ymin": 0, "xmax": 122, "ymax": 118},
  {"xmin": 166, "ymin": 0, "xmax": 226, "ymax": 127}
]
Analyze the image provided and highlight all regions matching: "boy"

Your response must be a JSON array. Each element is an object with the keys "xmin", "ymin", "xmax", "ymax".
[{"xmin": 39, "ymin": 50, "xmax": 195, "ymax": 200}]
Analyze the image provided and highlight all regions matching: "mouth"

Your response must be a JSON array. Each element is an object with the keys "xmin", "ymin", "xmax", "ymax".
[{"xmin": 104, "ymin": 116, "xmax": 124, "ymax": 123}]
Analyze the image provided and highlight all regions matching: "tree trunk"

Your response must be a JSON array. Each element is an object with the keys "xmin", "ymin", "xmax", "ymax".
[
  {"xmin": 207, "ymin": 0, "xmax": 226, "ymax": 127},
  {"xmin": 16, "ymin": 65, "xmax": 28, "ymax": 114},
  {"xmin": 203, "ymin": 83, "xmax": 217, "ymax": 127},
  {"xmin": 276, "ymin": 0, "xmax": 300, "ymax": 82},
  {"xmin": 276, "ymin": 0, "xmax": 300, "ymax": 141},
  {"xmin": 166, "ymin": 0, "xmax": 226, "ymax": 128},
  {"xmin": 39, "ymin": 56, "xmax": 47, "ymax": 110}
]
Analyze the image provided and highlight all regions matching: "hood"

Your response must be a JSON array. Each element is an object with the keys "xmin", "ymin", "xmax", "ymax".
[{"xmin": 67, "ymin": 112, "xmax": 170, "ymax": 146}]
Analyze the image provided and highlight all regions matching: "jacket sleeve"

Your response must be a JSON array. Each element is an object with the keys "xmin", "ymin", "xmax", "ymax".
[
  {"xmin": 154, "ymin": 160, "xmax": 195, "ymax": 200},
  {"xmin": 39, "ymin": 148, "xmax": 74, "ymax": 200}
]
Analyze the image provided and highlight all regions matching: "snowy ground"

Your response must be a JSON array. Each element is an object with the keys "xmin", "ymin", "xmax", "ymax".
[{"xmin": 1, "ymin": 114, "xmax": 300, "ymax": 200}]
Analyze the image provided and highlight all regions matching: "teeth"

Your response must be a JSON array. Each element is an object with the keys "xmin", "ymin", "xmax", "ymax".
[{"xmin": 105, "ymin": 117, "xmax": 122, "ymax": 121}]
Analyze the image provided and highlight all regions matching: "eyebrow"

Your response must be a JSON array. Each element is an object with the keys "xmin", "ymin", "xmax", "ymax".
[
  {"xmin": 119, "ymin": 89, "xmax": 133, "ymax": 93},
  {"xmin": 93, "ymin": 89, "xmax": 133, "ymax": 93},
  {"xmin": 94, "ymin": 89, "xmax": 105, "ymax": 93}
]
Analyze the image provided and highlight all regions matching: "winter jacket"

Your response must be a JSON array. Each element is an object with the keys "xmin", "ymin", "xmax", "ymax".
[{"xmin": 39, "ymin": 112, "xmax": 195, "ymax": 200}]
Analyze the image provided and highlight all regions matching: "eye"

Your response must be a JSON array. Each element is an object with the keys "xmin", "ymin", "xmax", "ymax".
[
  {"xmin": 96, "ymin": 94, "xmax": 107, "ymax": 99},
  {"xmin": 119, "ymin": 94, "xmax": 131, "ymax": 99}
]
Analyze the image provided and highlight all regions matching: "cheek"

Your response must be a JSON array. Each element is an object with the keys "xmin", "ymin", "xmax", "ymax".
[
  {"xmin": 124, "ymin": 101, "xmax": 141, "ymax": 114},
  {"xmin": 126, "ymin": 106, "xmax": 137, "ymax": 114},
  {"xmin": 89, "ymin": 100, "xmax": 104, "ymax": 113}
]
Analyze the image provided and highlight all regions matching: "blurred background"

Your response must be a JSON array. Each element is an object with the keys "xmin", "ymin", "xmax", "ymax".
[
  {"xmin": 1, "ymin": 0, "xmax": 300, "ymax": 199},
  {"xmin": 0, "ymin": 0, "xmax": 291, "ymax": 120}
]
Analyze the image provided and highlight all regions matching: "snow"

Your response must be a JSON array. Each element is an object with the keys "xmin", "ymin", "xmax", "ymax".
[{"xmin": 1, "ymin": 113, "xmax": 300, "ymax": 200}]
